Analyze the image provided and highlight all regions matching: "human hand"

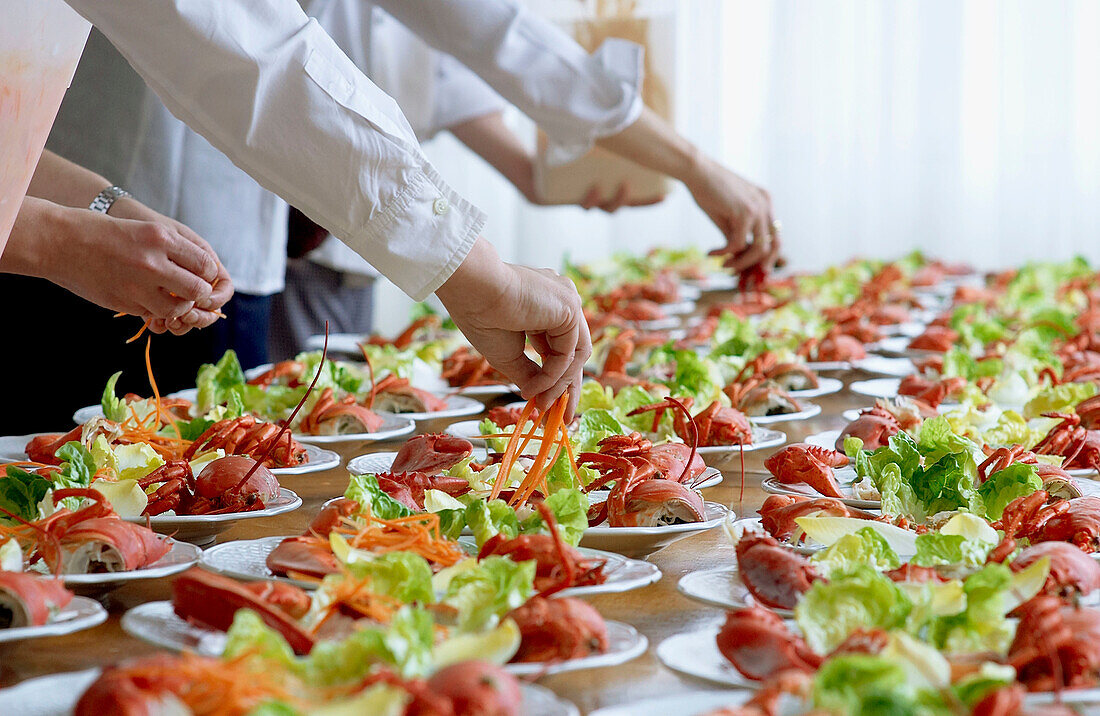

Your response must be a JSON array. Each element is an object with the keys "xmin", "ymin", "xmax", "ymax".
[
  {"xmin": 108, "ymin": 197, "xmax": 233, "ymax": 333},
  {"xmin": 436, "ymin": 238, "xmax": 591, "ymax": 419},
  {"xmin": 6, "ymin": 198, "xmax": 231, "ymax": 334},
  {"xmin": 684, "ymin": 158, "xmax": 779, "ymax": 277}
]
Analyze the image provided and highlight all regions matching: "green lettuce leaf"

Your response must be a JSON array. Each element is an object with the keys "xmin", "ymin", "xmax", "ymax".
[
  {"xmin": 978, "ymin": 463, "xmax": 1043, "ymax": 520},
  {"xmin": 571, "ymin": 409, "xmax": 630, "ymax": 454},
  {"xmin": 100, "ymin": 371, "xmax": 128, "ymax": 422},
  {"xmin": 440, "ymin": 556, "xmax": 534, "ymax": 632},
  {"xmin": 0, "ymin": 467, "xmax": 51, "ymax": 522},
  {"xmin": 812, "ymin": 654, "xmax": 919, "ymax": 716},
  {"xmin": 795, "ymin": 566, "xmax": 912, "ymax": 654},
  {"xmin": 195, "ymin": 350, "xmax": 247, "ymax": 413},
  {"xmin": 810, "ymin": 527, "xmax": 901, "ymax": 578},
  {"xmin": 1024, "ymin": 381, "xmax": 1098, "ymax": 419},
  {"xmin": 344, "ymin": 473, "xmax": 414, "ymax": 521},
  {"xmin": 518, "ymin": 488, "xmax": 589, "ymax": 546},
  {"xmin": 465, "ymin": 498, "xmax": 520, "ymax": 547}
]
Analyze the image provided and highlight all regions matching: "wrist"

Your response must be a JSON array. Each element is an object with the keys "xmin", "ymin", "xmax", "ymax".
[
  {"xmin": 436, "ymin": 237, "xmax": 511, "ymax": 317},
  {"xmin": 0, "ymin": 198, "xmax": 70, "ymax": 279}
]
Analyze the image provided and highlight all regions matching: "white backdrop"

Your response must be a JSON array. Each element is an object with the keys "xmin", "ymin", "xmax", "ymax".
[{"xmin": 373, "ymin": 0, "xmax": 1100, "ymax": 332}]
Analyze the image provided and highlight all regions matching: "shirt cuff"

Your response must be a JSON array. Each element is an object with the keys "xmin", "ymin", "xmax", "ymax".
[
  {"xmin": 543, "ymin": 37, "xmax": 645, "ymax": 167},
  {"xmin": 341, "ymin": 164, "xmax": 485, "ymax": 301}
]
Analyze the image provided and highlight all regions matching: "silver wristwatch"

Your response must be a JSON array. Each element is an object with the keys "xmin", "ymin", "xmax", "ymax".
[{"xmin": 89, "ymin": 185, "xmax": 132, "ymax": 214}]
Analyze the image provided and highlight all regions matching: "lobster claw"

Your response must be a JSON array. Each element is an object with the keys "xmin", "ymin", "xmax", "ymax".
[
  {"xmin": 172, "ymin": 568, "xmax": 315, "ymax": 655},
  {"xmin": 764, "ymin": 444, "xmax": 848, "ymax": 500},
  {"xmin": 757, "ymin": 495, "xmax": 851, "ymax": 543},
  {"xmin": 735, "ymin": 531, "xmax": 819, "ymax": 610},
  {"xmin": 715, "ymin": 605, "xmax": 823, "ymax": 681}
]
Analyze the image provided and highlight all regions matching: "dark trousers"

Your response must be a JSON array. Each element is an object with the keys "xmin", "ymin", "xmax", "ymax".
[{"xmin": 0, "ymin": 274, "xmax": 270, "ymax": 434}]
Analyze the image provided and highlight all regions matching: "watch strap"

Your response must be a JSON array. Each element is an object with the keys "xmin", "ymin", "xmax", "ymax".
[{"xmin": 89, "ymin": 186, "xmax": 132, "ymax": 214}]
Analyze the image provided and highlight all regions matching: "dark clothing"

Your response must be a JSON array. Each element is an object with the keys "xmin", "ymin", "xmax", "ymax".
[
  {"xmin": 0, "ymin": 275, "xmax": 269, "ymax": 433},
  {"xmin": 268, "ymin": 259, "xmax": 375, "ymax": 361}
]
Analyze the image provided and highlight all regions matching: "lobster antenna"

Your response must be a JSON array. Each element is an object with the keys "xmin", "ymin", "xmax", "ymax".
[
  {"xmin": 663, "ymin": 397, "xmax": 698, "ymax": 484},
  {"xmin": 233, "ymin": 321, "xmax": 330, "ymax": 491}
]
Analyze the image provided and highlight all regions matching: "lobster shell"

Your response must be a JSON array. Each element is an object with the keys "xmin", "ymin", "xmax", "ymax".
[{"xmin": 391, "ymin": 434, "xmax": 473, "ymax": 475}]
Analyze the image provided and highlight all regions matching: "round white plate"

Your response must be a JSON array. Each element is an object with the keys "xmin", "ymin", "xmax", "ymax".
[
  {"xmin": 748, "ymin": 402, "xmax": 822, "ymax": 425},
  {"xmin": 454, "ymin": 382, "xmax": 520, "ymax": 397},
  {"xmin": 804, "ymin": 429, "xmax": 843, "ymax": 452},
  {"xmin": 886, "ymin": 321, "xmax": 929, "ymax": 338},
  {"xmin": 124, "ymin": 599, "xmax": 644, "ymax": 678},
  {"xmin": 295, "ymin": 413, "xmax": 416, "ymax": 446},
  {"xmin": 788, "ymin": 377, "xmax": 843, "ymax": 399},
  {"xmin": 760, "ymin": 475, "xmax": 880, "ymax": 510},
  {"xmin": 849, "ymin": 378, "xmax": 902, "ymax": 400},
  {"xmin": 443, "ymin": 418, "xmax": 492, "ymax": 445},
  {"xmin": 201, "ymin": 536, "xmax": 662, "ymax": 598},
  {"xmin": 683, "ymin": 274, "xmax": 738, "ymax": 292},
  {"xmin": 725, "ymin": 517, "xmax": 823, "ymax": 556},
  {"xmin": 62, "ymin": 539, "xmax": 201, "ymax": 588},
  {"xmin": 272, "ymin": 444, "xmax": 341, "ymax": 476},
  {"xmin": 0, "ymin": 669, "xmax": 579, "ymax": 716},
  {"xmin": 657, "ymin": 300, "xmax": 696, "ymax": 316},
  {"xmin": 0, "ymin": 597, "xmax": 107, "ymax": 644},
  {"xmin": 0, "ymin": 433, "xmax": 44, "ymax": 462},
  {"xmin": 127, "ymin": 487, "xmax": 302, "ymax": 546},
  {"xmin": 506, "ymin": 621, "xmax": 647, "ymax": 677},
  {"xmin": 591, "ymin": 691, "xmax": 752, "ymax": 716},
  {"xmin": 676, "ymin": 565, "xmax": 791, "ymax": 616},
  {"xmin": 656, "ymin": 628, "xmax": 759, "ymax": 689},
  {"xmin": 378, "ymin": 394, "xmax": 484, "ymax": 422},
  {"xmin": 579, "ymin": 501, "xmax": 729, "ymax": 558},
  {"xmin": 851, "ymin": 355, "xmax": 917, "ymax": 377},
  {"xmin": 72, "ymin": 387, "xmax": 196, "ymax": 424},
  {"xmin": 804, "ymin": 360, "xmax": 851, "ymax": 372},
  {"xmin": 697, "ymin": 427, "xmax": 787, "ymax": 456}
]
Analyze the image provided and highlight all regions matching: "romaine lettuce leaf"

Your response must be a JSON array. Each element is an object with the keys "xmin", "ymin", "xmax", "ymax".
[
  {"xmin": 440, "ymin": 556, "xmax": 534, "ymax": 632},
  {"xmin": 100, "ymin": 371, "xmax": 128, "ymax": 422},
  {"xmin": 344, "ymin": 473, "xmax": 413, "ymax": 521},
  {"xmin": 978, "ymin": 463, "xmax": 1042, "ymax": 520},
  {"xmin": 195, "ymin": 350, "xmax": 247, "ymax": 413},
  {"xmin": 810, "ymin": 527, "xmax": 901, "ymax": 578},
  {"xmin": 795, "ymin": 566, "xmax": 912, "ymax": 653},
  {"xmin": 517, "ymin": 488, "xmax": 589, "ymax": 546},
  {"xmin": 0, "ymin": 467, "xmax": 51, "ymax": 523},
  {"xmin": 1024, "ymin": 381, "xmax": 1098, "ymax": 419},
  {"xmin": 464, "ymin": 498, "xmax": 520, "ymax": 547}
]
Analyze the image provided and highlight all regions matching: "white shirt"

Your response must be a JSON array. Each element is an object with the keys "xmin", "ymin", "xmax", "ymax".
[{"xmin": 59, "ymin": 0, "xmax": 643, "ymax": 300}]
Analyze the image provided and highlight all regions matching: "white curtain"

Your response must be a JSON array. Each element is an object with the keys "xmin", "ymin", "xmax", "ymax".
[{"xmin": 373, "ymin": 0, "xmax": 1100, "ymax": 332}]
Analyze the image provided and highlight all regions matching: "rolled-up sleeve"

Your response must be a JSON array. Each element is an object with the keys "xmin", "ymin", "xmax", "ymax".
[
  {"xmin": 374, "ymin": 0, "xmax": 644, "ymax": 162},
  {"xmin": 63, "ymin": 0, "xmax": 484, "ymax": 299}
]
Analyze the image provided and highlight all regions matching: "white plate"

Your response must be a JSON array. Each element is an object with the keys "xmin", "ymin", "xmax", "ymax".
[
  {"xmin": 127, "ymin": 487, "xmax": 302, "ymax": 546},
  {"xmin": 591, "ymin": 691, "xmax": 752, "ymax": 716},
  {"xmin": 851, "ymin": 355, "xmax": 917, "ymax": 377},
  {"xmin": 683, "ymin": 274, "xmax": 738, "ymax": 292},
  {"xmin": 72, "ymin": 388, "xmax": 196, "ymax": 424},
  {"xmin": 725, "ymin": 517, "xmax": 823, "ymax": 556},
  {"xmin": 0, "ymin": 433, "xmax": 43, "ymax": 462},
  {"xmin": 788, "ymin": 377, "xmax": 843, "ymax": 399},
  {"xmin": 201, "ymin": 536, "xmax": 662, "ymax": 598},
  {"xmin": 506, "ymin": 621, "xmax": 647, "ymax": 677},
  {"xmin": 0, "ymin": 597, "xmax": 107, "ymax": 644},
  {"xmin": 760, "ymin": 475, "xmax": 880, "ymax": 510},
  {"xmin": 455, "ymin": 382, "xmax": 521, "ymax": 397},
  {"xmin": 378, "ymin": 394, "xmax": 484, "ymax": 422},
  {"xmin": 849, "ymin": 378, "xmax": 902, "ymax": 400},
  {"xmin": 124, "ymin": 600, "xmax": 644, "ymax": 678},
  {"xmin": 748, "ymin": 402, "xmax": 822, "ymax": 425},
  {"xmin": 630, "ymin": 316, "xmax": 685, "ymax": 332},
  {"xmin": 658, "ymin": 300, "xmax": 696, "ymax": 316},
  {"xmin": 0, "ymin": 669, "xmax": 579, "ymax": 716},
  {"xmin": 676, "ymin": 566, "xmax": 792, "ymax": 617},
  {"xmin": 804, "ymin": 429, "xmax": 843, "ymax": 452},
  {"xmin": 272, "ymin": 444, "xmax": 341, "ymax": 476},
  {"xmin": 804, "ymin": 360, "xmax": 851, "ymax": 372},
  {"xmin": 697, "ymin": 427, "xmax": 787, "ymax": 456},
  {"xmin": 444, "ymin": 418, "xmax": 491, "ymax": 445},
  {"xmin": 579, "ymin": 501, "xmax": 729, "ymax": 558},
  {"xmin": 62, "ymin": 539, "xmax": 201, "ymax": 589},
  {"xmin": 873, "ymin": 335, "xmax": 945, "ymax": 359},
  {"xmin": 295, "ymin": 413, "xmax": 416, "ymax": 446},
  {"xmin": 656, "ymin": 628, "xmax": 760, "ymax": 689}
]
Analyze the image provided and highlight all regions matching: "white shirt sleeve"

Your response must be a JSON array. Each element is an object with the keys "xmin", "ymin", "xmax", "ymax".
[
  {"xmin": 62, "ymin": 0, "xmax": 485, "ymax": 300},
  {"xmin": 371, "ymin": 0, "xmax": 644, "ymax": 161}
]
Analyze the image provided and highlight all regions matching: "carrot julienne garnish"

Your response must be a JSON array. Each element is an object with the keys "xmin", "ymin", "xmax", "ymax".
[
  {"xmin": 333, "ymin": 507, "xmax": 464, "ymax": 567},
  {"xmin": 488, "ymin": 391, "xmax": 575, "ymax": 507}
]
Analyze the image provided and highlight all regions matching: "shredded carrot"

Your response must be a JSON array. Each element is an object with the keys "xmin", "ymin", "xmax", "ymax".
[
  {"xmin": 125, "ymin": 319, "xmax": 151, "ymax": 344},
  {"xmin": 144, "ymin": 336, "xmax": 181, "ymax": 440},
  {"xmin": 488, "ymin": 392, "xmax": 575, "ymax": 507},
  {"xmin": 334, "ymin": 507, "xmax": 464, "ymax": 567}
]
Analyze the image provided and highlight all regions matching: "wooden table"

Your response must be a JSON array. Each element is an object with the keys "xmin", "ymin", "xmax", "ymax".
[{"xmin": 0, "ymin": 373, "xmax": 872, "ymax": 713}]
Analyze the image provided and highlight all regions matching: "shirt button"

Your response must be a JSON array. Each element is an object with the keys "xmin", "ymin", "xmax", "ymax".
[{"xmin": 433, "ymin": 197, "xmax": 450, "ymax": 215}]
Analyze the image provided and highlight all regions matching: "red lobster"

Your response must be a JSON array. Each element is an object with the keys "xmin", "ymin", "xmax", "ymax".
[
  {"xmin": 1009, "ymin": 595, "xmax": 1100, "ymax": 691},
  {"xmin": 835, "ymin": 405, "xmax": 901, "ymax": 451},
  {"xmin": 627, "ymin": 396, "xmax": 752, "ymax": 447},
  {"xmin": 994, "ymin": 493, "xmax": 1100, "ymax": 554},
  {"xmin": 137, "ymin": 455, "xmax": 279, "ymax": 516},
  {"xmin": 183, "ymin": 415, "xmax": 307, "ymax": 468},
  {"xmin": 907, "ymin": 325, "xmax": 958, "ymax": 352},
  {"xmin": 764, "ymin": 444, "xmax": 849, "ymax": 499},
  {"xmin": 1032, "ymin": 412, "xmax": 1100, "ymax": 473},
  {"xmin": 735, "ymin": 531, "xmax": 820, "ymax": 610}
]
